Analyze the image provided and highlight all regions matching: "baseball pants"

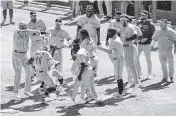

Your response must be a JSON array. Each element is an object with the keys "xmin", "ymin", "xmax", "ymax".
[
  {"xmin": 124, "ymin": 45, "xmax": 139, "ymax": 84},
  {"xmin": 98, "ymin": 1, "xmax": 112, "ymax": 17},
  {"xmin": 12, "ymin": 51, "xmax": 31, "ymax": 94},
  {"xmin": 159, "ymin": 49, "xmax": 174, "ymax": 78},
  {"xmin": 112, "ymin": 56, "xmax": 124, "ymax": 80},
  {"xmin": 53, "ymin": 49, "xmax": 63, "ymax": 73},
  {"xmin": 90, "ymin": 56, "xmax": 98, "ymax": 75},
  {"xmin": 72, "ymin": 67, "xmax": 93, "ymax": 100},
  {"xmin": 137, "ymin": 44, "xmax": 152, "ymax": 75}
]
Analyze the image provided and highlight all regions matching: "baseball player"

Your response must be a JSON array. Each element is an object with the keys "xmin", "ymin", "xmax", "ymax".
[
  {"xmin": 12, "ymin": 22, "xmax": 40, "ymax": 100},
  {"xmin": 151, "ymin": 19, "xmax": 176, "ymax": 83},
  {"xmin": 77, "ymin": 29, "xmax": 98, "ymax": 101},
  {"xmin": 97, "ymin": 27, "xmax": 124, "ymax": 99},
  {"xmin": 27, "ymin": 11, "xmax": 46, "ymax": 57},
  {"xmin": 124, "ymin": 15, "xmax": 143, "ymax": 85},
  {"xmin": 78, "ymin": 29, "xmax": 98, "ymax": 77},
  {"xmin": 77, "ymin": 5, "xmax": 101, "ymax": 46},
  {"xmin": 47, "ymin": 18, "xmax": 71, "ymax": 73},
  {"xmin": 71, "ymin": 37, "xmax": 81, "ymax": 61},
  {"xmin": 137, "ymin": 10, "xmax": 155, "ymax": 79},
  {"xmin": 1, "ymin": 0, "xmax": 15, "ymax": 26},
  {"xmin": 71, "ymin": 47, "xmax": 96, "ymax": 103},
  {"xmin": 106, "ymin": 11, "xmax": 122, "ymax": 46},
  {"xmin": 119, "ymin": 17, "xmax": 140, "ymax": 94},
  {"xmin": 37, "ymin": 44, "xmax": 64, "ymax": 94},
  {"xmin": 27, "ymin": 47, "xmax": 62, "ymax": 104}
]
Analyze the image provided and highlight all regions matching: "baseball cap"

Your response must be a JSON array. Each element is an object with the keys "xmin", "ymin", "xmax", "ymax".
[
  {"xmin": 108, "ymin": 27, "xmax": 117, "ymax": 33},
  {"xmin": 115, "ymin": 11, "xmax": 122, "ymax": 16},
  {"xmin": 79, "ymin": 29, "xmax": 89, "ymax": 37},
  {"xmin": 120, "ymin": 17, "xmax": 128, "ymax": 22},
  {"xmin": 30, "ymin": 11, "xmax": 36, "ymax": 16},
  {"xmin": 55, "ymin": 18, "xmax": 62, "ymax": 24},
  {"xmin": 140, "ymin": 10, "xmax": 148, "ymax": 16}
]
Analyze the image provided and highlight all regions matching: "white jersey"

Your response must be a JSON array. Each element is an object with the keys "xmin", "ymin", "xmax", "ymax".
[
  {"xmin": 27, "ymin": 19, "xmax": 46, "ymax": 41},
  {"xmin": 77, "ymin": 14, "xmax": 100, "ymax": 38},
  {"xmin": 47, "ymin": 28, "xmax": 71, "ymax": 48},
  {"xmin": 33, "ymin": 50, "xmax": 53, "ymax": 71},
  {"xmin": 76, "ymin": 48, "xmax": 91, "ymax": 68},
  {"xmin": 109, "ymin": 36, "xmax": 123, "ymax": 59},
  {"xmin": 13, "ymin": 30, "xmax": 34, "ymax": 52},
  {"xmin": 108, "ymin": 19, "xmax": 121, "ymax": 32},
  {"xmin": 80, "ymin": 38, "xmax": 96, "ymax": 58},
  {"xmin": 120, "ymin": 23, "xmax": 137, "ymax": 44}
]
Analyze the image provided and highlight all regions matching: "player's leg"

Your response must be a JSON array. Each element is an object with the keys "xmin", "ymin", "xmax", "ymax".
[
  {"xmin": 143, "ymin": 44, "xmax": 152, "ymax": 79},
  {"xmin": 91, "ymin": 57, "xmax": 98, "ymax": 77},
  {"xmin": 72, "ymin": 78, "xmax": 81, "ymax": 102},
  {"xmin": 22, "ymin": 57, "xmax": 32, "ymax": 94},
  {"xmin": 88, "ymin": 69, "xmax": 97, "ymax": 98},
  {"xmin": 167, "ymin": 49, "xmax": 174, "ymax": 82},
  {"xmin": 54, "ymin": 49, "xmax": 63, "ymax": 73},
  {"xmin": 159, "ymin": 52, "xmax": 168, "ymax": 82},
  {"xmin": 8, "ymin": 1, "xmax": 14, "ymax": 24},
  {"xmin": 104, "ymin": 0, "xmax": 112, "ymax": 19},
  {"xmin": 81, "ymin": 84, "xmax": 86, "ymax": 99},
  {"xmin": 12, "ymin": 57, "xmax": 22, "ymax": 100},
  {"xmin": 1, "ymin": 1, "xmax": 7, "ymax": 25},
  {"xmin": 52, "ymin": 69, "xmax": 64, "ymax": 85},
  {"xmin": 125, "ymin": 46, "xmax": 140, "ymax": 94},
  {"xmin": 112, "ymin": 57, "xmax": 124, "ymax": 98},
  {"xmin": 137, "ymin": 44, "xmax": 143, "ymax": 78},
  {"xmin": 97, "ymin": 1, "xmax": 104, "ymax": 17}
]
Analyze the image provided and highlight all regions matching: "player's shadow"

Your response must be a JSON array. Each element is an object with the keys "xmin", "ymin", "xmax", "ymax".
[
  {"xmin": 140, "ymin": 81, "xmax": 172, "ymax": 92},
  {"xmin": 56, "ymin": 94, "xmax": 135, "ymax": 116},
  {"xmin": 105, "ymin": 82, "xmax": 128, "ymax": 95},
  {"xmin": 5, "ymin": 81, "xmax": 41, "ymax": 91},
  {"xmin": 95, "ymin": 75, "xmax": 116, "ymax": 86},
  {"xmin": 1, "ymin": 94, "xmax": 42, "ymax": 110}
]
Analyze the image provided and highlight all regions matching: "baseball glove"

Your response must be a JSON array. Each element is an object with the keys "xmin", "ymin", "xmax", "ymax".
[
  {"xmin": 27, "ymin": 57, "xmax": 34, "ymax": 65},
  {"xmin": 50, "ymin": 44, "xmax": 58, "ymax": 57}
]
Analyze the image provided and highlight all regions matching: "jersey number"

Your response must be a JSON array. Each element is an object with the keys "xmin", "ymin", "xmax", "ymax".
[{"xmin": 36, "ymin": 56, "xmax": 42, "ymax": 65}]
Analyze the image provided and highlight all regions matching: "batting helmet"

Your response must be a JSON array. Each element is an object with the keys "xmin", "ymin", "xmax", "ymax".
[{"xmin": 107, "ymin": 27, "xmax": 117, "ymax": 38}]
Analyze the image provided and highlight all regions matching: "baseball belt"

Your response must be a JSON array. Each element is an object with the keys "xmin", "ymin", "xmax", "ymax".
[{"xmin": 14, "ymin": 50, "xmax": 26, "ymax": 53}]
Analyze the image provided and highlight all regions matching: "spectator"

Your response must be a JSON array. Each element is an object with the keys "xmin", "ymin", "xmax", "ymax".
[
  {"xmin": 97, "ymin": 0, "xmax": 112, "ymax": 20},
  {"xmin": 121, "ymin": 0, "xmax": 133, "ymax": 14},
  {"xmin": 1, "ymin": 0, "xmax": 15, "ymax": 26}
]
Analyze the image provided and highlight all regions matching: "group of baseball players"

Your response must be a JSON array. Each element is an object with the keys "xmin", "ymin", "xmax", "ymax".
[{"xmin": 12, "ymin": 5, "xmax": 176, "ymax": 104}]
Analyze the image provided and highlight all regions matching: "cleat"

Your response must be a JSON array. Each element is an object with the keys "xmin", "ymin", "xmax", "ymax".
[
  {"xmin": 24, "ymin": 92, "xmax": 33, "ymax": 97},
  {"xmin": 55, "ymin": 86, "xmax": 61, "ymax": 97},
  {"xmin": 112, "ymin": 93, "xmax": 123, "ymax": 99},
  {"xmin": 41, "ymin": 95, "xmax": 47, "ymax": 104},
  {"xmin": 170, "ymin": 77, "xmax": 174, "ymax": 83},
  {"xmin": 161, "ymin": 77, "xmax": 169, "ymax": 82},
  {"xmin": 10, "ymin": 21, "xmax": 15, "ymax": 25},
  {"xmin": 38, "ymin": 88, "xmax": 45, "ymax": 94},
  {"xmin": 147, "ymin": 73, "xmax": 153, "ymax": 80},
  {"xmin": 12, "ymin": 93, "xmax": 21, "ymax": 101},
  {"xmin": 97, "ymin": 41, "xmax": 101, "ymax": 46}
]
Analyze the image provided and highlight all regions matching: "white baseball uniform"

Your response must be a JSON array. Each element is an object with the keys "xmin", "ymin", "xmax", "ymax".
[
  {"xmin": 27, "ymin": 19, "xmax": 46, "ymax": 57},
  {"xmin": 71, "ymin": 48, "xmax": 96, "ymax": 100},
  {"xmin": 12, "ymin": 29, "xmax": 36, "ymax": 94},
  {"xmin": 80, "ymin": 38, "xmax": 98, "ymax": 75},
  {"xmin": 32, "ymin": 50, "xmax": 61, "ymax": 87},
  {"xmin": 48, "ymin": 28, "xmax": 71, "ymax": 73},
  {"xmin": 108, "ymin": 19, "xmax": 121, "ymax": 62},
  {"xmin": 77, "ymin": 14, "xmax": 100, "ymax": 45},
  {"xmin": 109, "ymin": 36, "xmax": 124, "ymax": 80},
  {"xmin": 120, "ymin": 24, "xmax": 139, "ymax": 84}
]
